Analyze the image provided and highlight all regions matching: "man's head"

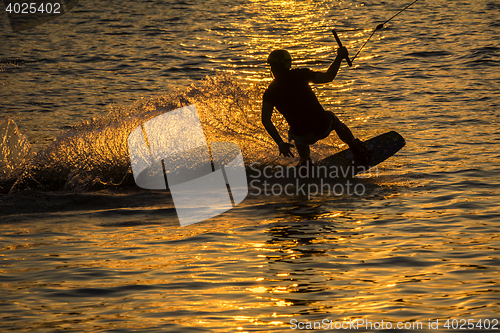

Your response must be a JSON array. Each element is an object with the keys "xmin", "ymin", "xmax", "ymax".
[{"xmin": 267, "ymin": 49, "xmax": 291, "ymax": 76}]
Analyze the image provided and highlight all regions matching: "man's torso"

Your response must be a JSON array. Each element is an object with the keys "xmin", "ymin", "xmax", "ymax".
[{"xmin": 263, "ymin": 68, "xmax": 330, "ymax": 136}]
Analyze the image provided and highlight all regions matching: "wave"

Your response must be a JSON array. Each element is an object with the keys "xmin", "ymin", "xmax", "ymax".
[{"xmin": 2, "ymin": 75, "xmax": 320, "ymax": 194}]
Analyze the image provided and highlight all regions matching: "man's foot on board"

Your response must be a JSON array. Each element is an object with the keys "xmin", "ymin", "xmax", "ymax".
[
  {"xmin": 296, "ymin": 158, "xmax": 313, "ymax": 168},
  {"xmin": 350, "ymin": 139, "xmax": 372, "ymax": 166}
]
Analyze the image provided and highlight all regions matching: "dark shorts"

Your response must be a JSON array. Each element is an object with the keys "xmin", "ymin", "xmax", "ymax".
[{"xmin": 288, "ymin": 111, "xmax": 340, "ymax": 145}]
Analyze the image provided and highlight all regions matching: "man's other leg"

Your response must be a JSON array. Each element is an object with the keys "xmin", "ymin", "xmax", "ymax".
[{"xmin": 296, "ymin": 143, "xmax": 311, "ymax": 162}]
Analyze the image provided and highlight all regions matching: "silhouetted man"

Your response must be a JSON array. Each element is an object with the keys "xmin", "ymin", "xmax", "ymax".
[{"xmin": 262, "ymin": 47, "xmax": 371, "ymax": 166}]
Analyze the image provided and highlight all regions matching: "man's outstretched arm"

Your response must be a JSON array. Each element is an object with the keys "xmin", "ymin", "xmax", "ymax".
[
  {"xmin": 262, "ymin": 102, "xmax": 294, "ymax": 157},
  {"xmin": 312, "ymin": 46, "xmax": 349, "ymax": 84}
]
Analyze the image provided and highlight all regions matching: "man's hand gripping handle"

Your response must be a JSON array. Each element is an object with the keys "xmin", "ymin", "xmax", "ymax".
[{"xmin": 332, "ymin": 29, "xmax": 352, "ymax": 67}]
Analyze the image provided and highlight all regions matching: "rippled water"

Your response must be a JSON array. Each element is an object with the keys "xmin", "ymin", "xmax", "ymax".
[{"xmin": 1, "ymin": 0, "xmax": 499, "ymax": 332}]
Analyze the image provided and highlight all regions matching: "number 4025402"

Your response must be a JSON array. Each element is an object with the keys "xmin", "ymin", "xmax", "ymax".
[
  {"xmin": 5, "ymin": 2, "xmax": 62, "ymax": 14},
  {"xmin": 443, "ymin": 319, "xmax": 498, "ymax": 330}
]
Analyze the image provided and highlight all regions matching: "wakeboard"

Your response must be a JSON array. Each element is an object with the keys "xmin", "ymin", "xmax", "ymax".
[{"xmin": 316, "ymin": 131, "xmax": 405, "ymax": 175}]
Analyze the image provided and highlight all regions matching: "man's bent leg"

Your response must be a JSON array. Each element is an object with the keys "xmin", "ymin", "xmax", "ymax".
[
  {"xmin": 334, "ymin": 121, "xmax": 355, "ymax": 145},
  {"xmin": 334, "ymin": 119, "xmax": 372, "ymax": 165}
]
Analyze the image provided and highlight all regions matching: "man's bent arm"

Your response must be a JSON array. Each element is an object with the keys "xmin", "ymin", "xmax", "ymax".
[
  {"xmin": 262, "ymin": 102, "xmax": 284, "ymax": 145},
  {"xmin": 312, "ymin": 46, "xmax": 349, "ymax": 84}
]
